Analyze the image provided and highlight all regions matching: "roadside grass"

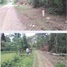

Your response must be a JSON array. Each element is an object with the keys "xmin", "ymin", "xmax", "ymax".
[
  {"xmin": 55, "ymin": 63, "xmax": 66, "ymax": 67},
  {"xmin": 0, "ymin": 0, "xmax": 9, "ymax": 8},
  {"xmin": 57, "ymin": 57, "xmax": 66, "ymax": 60},
  {"xmin": 1, "ymin": 51, "xmax": 16, "ymax": 62},
  {"xmin": 14, "ymin": 5, "xmax": 65, "ymax": 30},
  {"xmin": 1, "ymin": 51, "xmax": 34, "ymax": 67},
  {"xmin": 0, "ymin": 4, "xmax": 5, "ymax": 7},
  {"xmin": 33, "ymin": 50, "xmax": 38, "ymax": 67},
  {"xmin": 39, "ymin": 52, "xmax": 45, "ymax": 66},
  {"xmin": 14, "ymin": 5, "xmax": 49, "ymax": 30},
  {"xmin": 14, "ymin": 5, "xmax": 31, "ymax": 15}
]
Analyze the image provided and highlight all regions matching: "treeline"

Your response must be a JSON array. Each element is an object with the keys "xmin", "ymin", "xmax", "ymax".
[
  {"xmin": 0, "ymin": 0, "xmax": 9, "ymax": 4},
  {"xmin": 13, "ymin": 0, "xmax": 23, "ymax": 4},
  {"xmin": 28, "ymin": 0, "xmax": 66, "ymax": 15},
  {"xmin": 1, "ymin": 33, "xmax": 66, "ymax": 54},
  {"xmin": 1, "ymin": 33, "xmax": 30, "ymax": 56},
  {"xmin": 13, "ymin": 0, "xmax": 66, "ymax": 15},
  {"xmin": 32, "ymin": 33, "xmax": 66, "ymax": 53}
]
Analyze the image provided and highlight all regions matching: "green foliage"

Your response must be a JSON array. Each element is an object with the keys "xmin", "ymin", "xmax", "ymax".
[
  {"xmin": 5, "ymin": 35, "xmax": 11, "ymax": 42},
  {"xmin": 33, "ymin": 0, "xmax": 40, "ymax": 8},
  {"xmin": 31, "ymin": 0, "xmax": 66, "ymax": 15},
  {"xmin": 1, "ymin": 55, "xmax": 20, "ymax": 67},
  {"xmin": 32, "ymin": 33, "xmax": 66, "ymax": 53},
  {"xmin": 1, "ymin": 52, "xmax": 34, "ymax": 67},
  {"xmin": 13, "ymin": 0, "xmax": 19, "ymax": 4},
  {"xmin": 2, "ymin": 33, "xmax": 30, "ymax": 56},
  {"xmin": 55, "ymin": 63, "xmax": 65, "ymax": 67},
  {"xmin": 47, "ymin": 6, "xmax": 65, "ymax": 15},
  {"xmin": 23, "ymin": 34, "xmax": 29, "ymax": 49},
  {"xmin": 47, "ymin": 8, "xmax": 57, "ymax": 15},
  {"xmin": 48, "ymin": 33, "xmax": 66, "ymax": 53},
  {"xmin": 54, "ymin": 0, "xmax": 60, "ymax": 5},
  {"xmin": 0, "ymin": 0, "xmax": 9, "ymax": 4},
  {"xmin": 33, "ymin": 33, "xmax": 47, "ymax": 49}
]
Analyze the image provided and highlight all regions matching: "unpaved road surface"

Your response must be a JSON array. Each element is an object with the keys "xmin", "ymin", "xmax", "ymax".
[
  {"xmin": 34, "ymin": 50, "xmax": 54, "ymax": 67},
  {"xmin": 0, "ymin": 4, "xmax": 25, "ymax": 30}
]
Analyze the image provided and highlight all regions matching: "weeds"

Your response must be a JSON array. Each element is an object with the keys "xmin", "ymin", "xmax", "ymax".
[
  {"xmin": 1, "ymin": 52, "xmax": 34, "ymax": 67},
  {"xmin": 55, "ymin": 63, "xmax": 66, "ymax": 67}
]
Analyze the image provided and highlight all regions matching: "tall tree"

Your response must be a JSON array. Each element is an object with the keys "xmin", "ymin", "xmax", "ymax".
[{"xmin": 23, "ymin": 34, "xmax": 28, "ymax": 50}]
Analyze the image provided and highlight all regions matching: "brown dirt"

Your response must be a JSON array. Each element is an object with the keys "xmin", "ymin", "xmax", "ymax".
[
  {"xmin": 15, "ymin": 5, "xmax": 66, "ymax": 30},
  {"xmin": 36, "ymin": 50, "xmax": 54, "ymax": 67},
  {"xmin": 42, "ymin": 51, "xmax": 67, "ymax": 66},
  {"xmin": 0, "ymin": 4, "xmax": 25, "ymax": 30}
]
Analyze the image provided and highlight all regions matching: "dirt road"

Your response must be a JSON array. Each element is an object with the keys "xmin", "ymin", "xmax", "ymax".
[
  {"xmin": 0, "ymin": 3, "xmax": 25, "ymax": 30},
  {"xmin": 34, "ymin": 50, "xmax": 54, "ymax": 67}
]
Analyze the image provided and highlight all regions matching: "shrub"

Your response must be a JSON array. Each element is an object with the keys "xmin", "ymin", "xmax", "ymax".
[
  {"xmin": 13, "ymin": 0, "xmax": 18, "ymax": 4},
  {"xmin": 55, "ymin": 63, "xmax": 66, "ymax": 67},
  {"xmin": 32, "ymin": 0, "xmax": 40, "ymax": 8},
  {"xmin": 47, "ymin": 6, "xmax": 64, "ymax": 15},
  {"xmin": 1, "ymin": 55, "xmax": 20, "ymax": 67},
  {"xmin": 13, "ymin": 55, "xmax": 20, "ymax": 62},
  {"xmin": 47, "ymin": 8, "xmax": 57, "ymax": 15}
]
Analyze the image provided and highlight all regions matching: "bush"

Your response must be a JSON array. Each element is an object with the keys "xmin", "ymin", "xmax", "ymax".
[
  {"xmin": 1, "ymin": 55, "xmax": 20, "ymax": 67},
  {"xmin": 1, "ymin": 60, "xmax": 14, "ymax": 67},
  {"xmin": 13, "ymin": 0, "xmax": 18, "ymax": 4},
  {"xmin": 55, "ymin": 63, "xmax": 66, "ymax": 67},
  {"xmin": 33, "ymin": 0, "xmax": 40, "ymax": 8},
  {"xmin": 13, "ymin": 55, "xmax": 20, "ymax": 62},
  {"xmin": 47, "ymin": 6, "xmax": 64, "ymax": 15},
  {"xmin": 47, "ymin": 8, "xmax": 56, "ymax": 15}
]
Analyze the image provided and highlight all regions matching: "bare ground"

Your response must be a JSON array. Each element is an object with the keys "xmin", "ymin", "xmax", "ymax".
[
  {"xmin": 15, "ymin": 5, "xmax": 66, "ymax": 30},
  {"xmin": 0, "ymin": 4, "xmax": 25, "ymax": 30},
  {"xmin": 34, "ymin": 50, "xmax": 54, "ymax": 67},
  {"xmin": 33, "ymin": 50, "xmax": 67, "ymax": 67},
  {"xmin": 42, "ymin": 51, "xmax": 67, "ymax": 66}
]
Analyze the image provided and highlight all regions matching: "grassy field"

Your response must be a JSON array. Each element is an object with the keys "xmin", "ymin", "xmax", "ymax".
[
  {"xmin": 1, "ymin": 51, "xmax": 16, "ymax": 62},
  {"xmin": 33, "ymin": 50, "xmax": 38, "ymax": 67},
  {"xmin": 1, "ymin": 51, "xmax": 34, "ymax": 67}
]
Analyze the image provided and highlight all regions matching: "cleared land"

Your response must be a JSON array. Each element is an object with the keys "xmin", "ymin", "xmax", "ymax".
[
  {"xmin": 0, "ymin": 4, "xmax": 66, "ymax": 30},
  {"xmin": 15, "ymin": 4, "xmax": 66, "ymax": 30},
  {"xmin": 1, "ymin": 50, "xmax": 66, "ymax": 67}
]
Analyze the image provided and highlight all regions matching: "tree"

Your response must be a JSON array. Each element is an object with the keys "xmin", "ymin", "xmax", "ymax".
[
  {"xmin": 5, "ymin": 35, "xmax": 11, "ymax": 42},
  {"xmin": 31, "ymin": 33, "xmax": 66, "ymax": 53},
  {"xmin": 0, "ymin": 0, "xmax": 9, "ymax": 4},
  {"xmin": 23, "ymin": 34, "xmax": 29, "ymax": 50}
]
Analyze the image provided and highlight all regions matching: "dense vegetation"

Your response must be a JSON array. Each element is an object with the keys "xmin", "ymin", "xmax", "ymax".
[
  {"xmin": 28, "ymin": 0, "xmax": 66, "ymax": 15},
  {"xmin": 1, "ymin": 33, "xmax": 34, "ymax": 67},
  {"xmin": 1, "ymin": 51, "xmax": 34, "ymax": 67},
  {"xmin": 1, "ymin": 33, "xmax": 66, "ymax": 67},
  {"xmin": 2, "ymin": 33, "xmax": 66, "ymax": 53},
  {"xmin": 28, "ymin": 33, "xmax": 66, "ymax": 53},
  {"xmin": 0, "ymin": 0, "xmax": 9, "ymax": 4},
  {"xmin": 13, "ymin": 0, "xmax": 66, "ymax": 15},
  {"xmin": 1, "ymin": 33, "xmax": 30, "ymax": 56}
]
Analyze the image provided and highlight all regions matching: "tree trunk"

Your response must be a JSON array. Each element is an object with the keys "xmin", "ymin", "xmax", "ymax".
[
  {"xmin": 19, "ymin": 50, "xmax": 22, "ymax": 56},
  {"xmin": 55, "ymin": 34, "xmax": 58, "ymax": 53}
]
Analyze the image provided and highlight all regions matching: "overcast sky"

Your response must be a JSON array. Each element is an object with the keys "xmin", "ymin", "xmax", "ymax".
[{"xmin": 4, "ymin": 33, "xmax": 35, "ymax": 37}]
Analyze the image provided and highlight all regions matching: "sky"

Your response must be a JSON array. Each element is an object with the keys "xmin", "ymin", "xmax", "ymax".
[{"xmin": 4, "ymin": 33, "xmax": 35, "ymax": 37}]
